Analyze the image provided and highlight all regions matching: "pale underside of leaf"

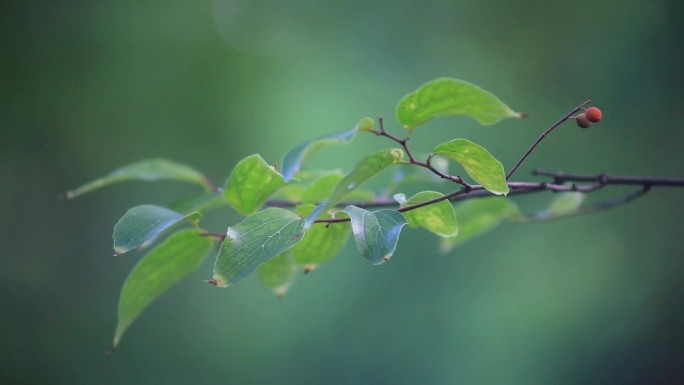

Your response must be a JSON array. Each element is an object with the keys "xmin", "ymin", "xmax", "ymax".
[
  {"xmin": 212, "ymin": 208, "xmax": 305, "ymax": 287},
  {"xmin": 280, "ymin": 117, "xmax": 373, "ymax": 182},
  {"xmin": 112, "ymin": 204, "xmax": 201, "ymax": 255},
  {"xmin": 343, "ymin": 205, "xmax": 407, "ymax": 265},
  {"xmin": 65, "ymin": 158, "xmax": 211, "ymax": 199}
]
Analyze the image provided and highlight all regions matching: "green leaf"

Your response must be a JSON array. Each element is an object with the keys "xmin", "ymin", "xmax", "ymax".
[
  {"xmin": 530, "ymin": 192, "xmax": 585, "ymax": 221},
  {"xmin": 302, "ymin": 173, "xmax": 345, "ymax": 204},
  {"xmin": 212, "ymin": 208, "xmax": 305, "ymax": 287},
  {"xmin": 402, "ymin": 191, "xmax": 458, "ymax": 237},
  {"xmin": 112, "ymin": 205, "xmax": 201, "ymax": 256},
  {"xmin": 280, "ymin": 117, "xmax": 373, "ymax": 182},
  {"xmin": 114, "ymin": 229, "xmax": 214, "ymax": 348},
  {"xmin": 275, "ymin": 183, "xmax": 308, "ymax": 202},
  {"xmin": 315, "ymin": 149, "xmax": 403, "ymax": 216},
  {"xmin": 396, "ymin": 77, "xmax": 523, "ymax": 130},
  {"xmin": 548, "ymin": 192, "xmax": 585, "ymax": 216},
  {"xmin": 440, "ymin": 198, "xmax": 519, "ymax": 252},
  {"xmin": 257, "ymin": 250, "xmax": 297, "ymax": 298},
  {"xmin": 65, "ymin": 158, "xmax": 212, "ymax": 199},
  {"xmin": 292, "ymin": 205, "xmax": 351, "ymax": 272},
  {"xmin": 433, "ymin": 139, "xmax": 509, "ymax": 195},
  {"xmin": 342, "ymin": 205, "xmax": 408, "ymax": 265},
  {"xmin": 168, "ymin": 192, "xmax": 227, "ymax": 214},
  {"xmin": 224, "ymin": 154, "xmax": 286, "ymax": 215}
]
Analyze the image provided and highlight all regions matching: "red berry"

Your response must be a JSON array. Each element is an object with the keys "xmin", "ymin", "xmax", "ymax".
[
  {"xmin": 585, "ymin": 107, "xmax": 602, "ymax": 122},
  {"xmin": 576, "ymin": 113, "xmax": 592, "ymax": 128}
]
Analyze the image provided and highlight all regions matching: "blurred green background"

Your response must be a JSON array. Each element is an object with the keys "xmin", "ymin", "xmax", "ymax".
[{"xmin": 2, "ymin": 1, "xmax": 683, "ymax": 384}]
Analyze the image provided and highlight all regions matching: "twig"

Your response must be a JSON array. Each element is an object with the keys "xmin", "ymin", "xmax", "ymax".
[
  {"xmin": 576, "ymin": 184, "xmax": 652, "ymax": 213},
  {"xmin": 533, "ymin": 170, "xmax": 684, "ymax": 187},
  {"xmin": 506, "ymin": 100, "xmax": 592, "ymax": 180},
  {"xmin": 371, "ymin": 117, "xmax": 473, "ymax": 190},
  {"xmin": 200, "ymin": 232, "xmax": 227, "ymax": 240},
  {"xmin": 524, "ymin": 185, "xmax": 652, "ymax": 222}
]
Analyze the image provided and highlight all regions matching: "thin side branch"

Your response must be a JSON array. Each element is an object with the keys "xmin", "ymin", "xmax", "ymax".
[
  {"xmin": 506, "ymin": 100, "xmax": 592, "ymax": 180},
  {"xmin": 533, "ymin": 170, "xmax": 684, "ymax": 187},
  {"xmin": 372, "ymin": 117, "xmax": 473, "ymax": 190}
]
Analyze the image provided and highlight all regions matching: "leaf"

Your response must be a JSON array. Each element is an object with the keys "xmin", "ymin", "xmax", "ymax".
[
  {"xmin": 257, "ymin": 250, "xmax": 297, "ymax": 298},
  {"xmin": 433, "ymin": 139, "xmax": 509, "ymax": 195},
  {"xmin": 302, "ymin": 173, "xmax": 345, "ymax": 204},
  {"xmin": 64, "ymin": 158, "xmax": 212, "ymax": 199},
  {"xmin": 112, "ymin": 205, "xmax": 201, "ymax": 256},
  {"xmin": 342, "ymin": 205, "xmax": 408, "ymax": 265},
  {"xmin": 402, "ymin": 191, "xmax": 458, "ymax": 237},
  {"xmin": 530, "ymin": 192, "xmax": 585, "ymax": 221},
  {"xmin": 168, "ymin": 192, "xmax": 227, "ymax": 214},
  {"xmin": 280, "ymin": 117, "xmax": 373, "ymax": 182},
  {"xmin": 396, "ymin": 77, "xmax": 523, "ymax": 130},
  {"xmin": 440, "ymin": 198, "xmax": 519, "ymax": 252},
  {"xmin": 114, "ymin": 229, "xmax": 214, "ymax": 348},
  {"xmin": 547, "ymin": 192, "xmax": 585, "ymax": 216},
  {"xmin": 212, "ymin": 208, "xmax": 305, "ymax": 287},
  {"xmin": 316, "ymin": 149, "xmax": 404, "ymax": 215},
  {"xmin": 292, "ymin": 205, "xmax": 351, "ymax": 272},
  {"xmin": 275, "ymin": 183, "xmax": 308, "ymax": 202},
  {"xmin": 224, "ymin": 154, "xmax": 286, "ymax": 215}
]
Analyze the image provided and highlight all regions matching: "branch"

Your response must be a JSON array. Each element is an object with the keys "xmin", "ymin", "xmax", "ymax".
[
  {"xmin": 506, "ymin": 100, "xmax": 592, "ymax": 180},
  {"xmin": 233, "ymin": 101, "xmax": 683, "ymax": 228},
  {"xmin": 370, "ymin": 117, "xmax": 473, "ymax": 190},
  {"xmin": 532, "ymin": 170, "xmax": 684, "ymax": 187},
  {"xmin": 262, "ymin": 172, "xmax": 684, "ymax": 225}
]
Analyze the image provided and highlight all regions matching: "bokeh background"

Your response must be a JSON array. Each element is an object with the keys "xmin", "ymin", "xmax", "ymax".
[{"xmin": 2, "ymin": 1, "xmax": 683, "ymax": 384}]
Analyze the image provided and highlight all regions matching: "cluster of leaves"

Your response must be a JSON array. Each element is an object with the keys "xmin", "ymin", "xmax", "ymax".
[{"xmin": 67, "ymin": 78, "xmax": 581, "ymax": 348}]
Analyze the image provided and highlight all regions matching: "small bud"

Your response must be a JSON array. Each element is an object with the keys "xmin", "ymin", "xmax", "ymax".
[
  {"xmin": 585, "ymin": 107, "xmax": 602, "ymax": 123},
  {"xmin": 576, "ymin": 113, "xmax": 592, "ymax": 128}
]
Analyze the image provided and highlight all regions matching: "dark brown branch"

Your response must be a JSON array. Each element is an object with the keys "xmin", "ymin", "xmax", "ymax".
[
  {"xmin": 371, "ymin": 117, "xmax": 473, "ymax": 190},
  {"xmin": 262, "ymin": 102, "xmax": 682, "ymax": 226},
  {"xmin": 300, "ymin": 172, "xmax": 683, "ymax": 224},
  {"xmin": 506, "ymin": 100, "xmax": 592, "ymax": 180},
  {"xmin": 533, "ymin": 170, "xmax": 684, "ymax": 187}
]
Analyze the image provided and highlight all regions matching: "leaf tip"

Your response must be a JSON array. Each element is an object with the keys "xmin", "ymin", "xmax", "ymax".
[
  {"xmin": 60, "ymin": 191, "xmax": 73, "ymax": 200},
  {"xmin": 106, "ymin": 345, "xmax": 117, "ymax": 356},
  {"xmin": 206, "ymin": 276, "xmax": 229, "ymax": 288}
]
